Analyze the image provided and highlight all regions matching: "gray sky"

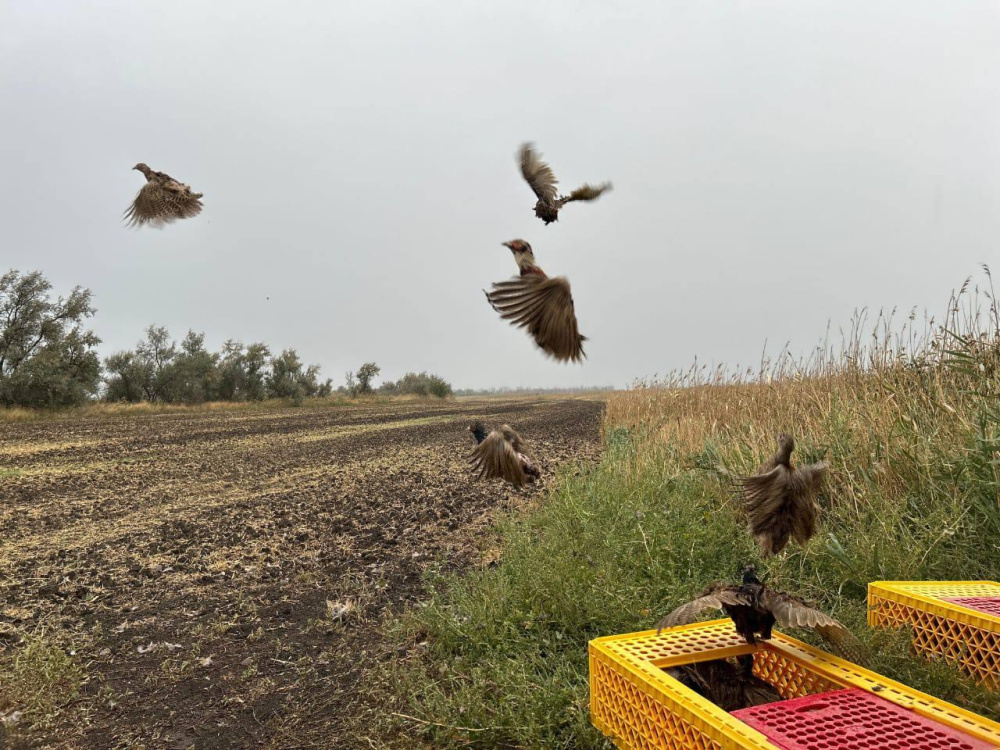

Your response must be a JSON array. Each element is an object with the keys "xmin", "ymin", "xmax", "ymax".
[{"xmin": 1, "ymin": 1, "xmax": 998, "ymax": 390}]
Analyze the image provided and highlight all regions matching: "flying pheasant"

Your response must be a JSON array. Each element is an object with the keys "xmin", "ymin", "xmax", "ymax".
[
  {"xmin": 519, "ymin": 143, "xmax": 611, "ymax": 225},
  {"xmin": 124, "ymin": 163, "xmax": 203, "ymax": 228},
  {"xmin": 735, "ymin": 434, "xmax": 828, "ymax": 556},
  {"xmin": 468, "ymin": 421, "xmax": 540, "ymax": 487},
  {"xmin": 667, "ymin": 656, "xmax": 782, "ymax": 711},
  {"xmin": 656, "ymin": 566, "xmax": 865, "ymax": 664},
  {"xmin": 484, "ymin": 240, "xmax": 586, "ymax": 363}
]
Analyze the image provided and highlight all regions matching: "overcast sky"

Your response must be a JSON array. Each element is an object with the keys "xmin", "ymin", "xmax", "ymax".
[{"xmin": 1, "ymin": 1, "xmax": 997, "ymax": 390}]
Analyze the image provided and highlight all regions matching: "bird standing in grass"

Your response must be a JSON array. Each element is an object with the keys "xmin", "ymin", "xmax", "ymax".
[
  {"xmin": 484, "ymin": 240, "xmax": 586, "ymax": 363},
  {"xmin": 468, "ymin": 421, "xmax": 540, "ymax": 487},
  {"xmin": 656, "ymin": 566, "xmax": 865, "ymax": 664},
  {"xmin": 519, "ymin": 143, "xmax": 611, "ymax": 225},
  {"xmin": 667, "ymin": 656, "xmax": 782, "ymax": 711},
  {"xmin": 124, "ymin": 163, "xmax": 203, "ymax": 228},
  {"xmin": 735, "ymin": 434, "xmax": 828, "ymax": 556}
]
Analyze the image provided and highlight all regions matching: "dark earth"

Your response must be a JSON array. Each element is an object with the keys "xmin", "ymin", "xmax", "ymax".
[{"xmin": 0, "ymin": 397, "xmax": 604, "ymax": 749}]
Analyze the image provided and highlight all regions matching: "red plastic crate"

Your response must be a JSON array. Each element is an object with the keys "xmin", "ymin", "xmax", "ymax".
[
  {"xmin": 946, "ymin": 597, "xmax": 1000, "ymax": 618},
  {"xmin": 731, "ymin": 688, "xmax": 995, "ymax": 750}
]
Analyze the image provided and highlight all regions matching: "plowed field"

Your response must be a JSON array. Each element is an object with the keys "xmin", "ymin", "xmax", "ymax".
[{"xmin": 0, "ymin": 397, "xmax": 604, "ymax": 749}]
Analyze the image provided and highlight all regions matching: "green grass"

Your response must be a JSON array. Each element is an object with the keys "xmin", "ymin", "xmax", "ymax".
[
  {"xmin": 384, "ymin": 274, "xmax": 1000, "ymax": 748},
  {"xmin": 387, "ymin": 436, "xmax": 999, "ymax": 748},
  {"xmin": 0, "ymin": 631, "xmax": 85, "ymax": 730}
]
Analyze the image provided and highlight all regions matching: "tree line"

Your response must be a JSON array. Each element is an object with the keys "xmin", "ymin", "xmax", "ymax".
[{"xmin": 1, "ymin": 270, "xmax": 451, "ymax": 408}]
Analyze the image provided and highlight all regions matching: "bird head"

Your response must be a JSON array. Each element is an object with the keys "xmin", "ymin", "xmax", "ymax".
[
  {"xmin": 776, "ymin": 433, "xmax": 795, "ymax": 463},
  {"xmin": 469, "ymin": 421, "xmax": 487, "ymax": 444},
  {"xmin": 132, "ymin": 163, "xmax": 152, "ymax": 177},
  {"xmin": 740, "ymin": 565, "xmax": 761, "ymax": 585},
  {"xmin": 502, "ymin": 239, "xmax": 537, "ymax": 271}
]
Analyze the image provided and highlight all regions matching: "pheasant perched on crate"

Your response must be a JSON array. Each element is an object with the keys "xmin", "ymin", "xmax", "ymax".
[
  {"xmin": 484, "ymin": 240, "xmax": 586, "ymax": 363},
  {"xmin": 735, "ymin": 434, "xmax": 828, "ymax": 556},
  {"xmin": 124, "ymin": 163, "xmax": 204, "ymax": 228},
  {"xmin": 667, "ymin": 655, "xmax": 782, "ymax": 712},
  {"xmin": 657, "ymin": 566, "xmax": 865, "ymax": 664},
  {"xmin": 519, "ymin": 143, "xmax": 612, "ymax": 225},
  {"xmin": 468, "ymin": 421, "xmax": 540, "ymax": 487}
]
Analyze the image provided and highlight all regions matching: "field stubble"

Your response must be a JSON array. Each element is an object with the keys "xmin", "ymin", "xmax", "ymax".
[{"xmin": 0, "ymin": 396, "xmax": 604, "ymax": 748}]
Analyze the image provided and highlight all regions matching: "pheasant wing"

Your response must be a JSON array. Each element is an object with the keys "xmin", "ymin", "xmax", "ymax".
[
  {"xmin": 764, "ymin": 590, "xmax": 865, "ymax": 663},
  {"xmin": 786, "ymin": 462, "xmax": 826, "ymax": 545},
  {"xmin": 559, "ymin": 182, "xmax": 612, "ymax": 205},
  {"xmin": 485, "ymin": 275, "xmax": 586, "ymax": 363},
  {"xmin": 656, "ymin": 585, "xmax": 749, "ymax": 633},
  {"xmin": 124, "ymin": 181, "xmax": 203, "ymax": 228},
  {"xmin": 735, "ymin": 466, "xmax": 792, "ymax": 555},
  {"xmin": 519, "ymin": 143, "xmax": 559, "ymax": 204},
  {"xmin": 499, "ymin": 424, "xmax": 526, "ymax": 453},
  {"xmin": 469, "ymin": 430, "xmax": 528, "ymax": 487}
]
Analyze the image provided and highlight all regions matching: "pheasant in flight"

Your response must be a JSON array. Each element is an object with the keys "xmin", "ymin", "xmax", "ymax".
[
  {"xmin": 124, "ymin": 163, "xmax": 203, "ymax": 228},
  {"xmin": 484, "ymin": 240, "xmax": 586, "ymax": 363},
  {"xmin": 657, "ymin": 566, "xmax": 865, "ymax": 664},
  {"xmin": 468, "ymin": 421, "xmax": 540, "ymax": 487},
  {"xmin": 735, "ymin": 434, "xmax": 828, "ymax": 556},
  {"xmin": 519, "ymin": 143, "xmax": 611, "ymax": 225}
]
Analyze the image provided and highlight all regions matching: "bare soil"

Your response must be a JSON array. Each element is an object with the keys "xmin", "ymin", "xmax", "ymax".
[{"xmin": 0, "ymin": 397, "xmax": 604, "ymax": 749}]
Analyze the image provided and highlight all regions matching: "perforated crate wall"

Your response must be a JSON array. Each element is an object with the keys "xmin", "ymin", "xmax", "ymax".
[
  {"xmin": 868, "ymin": 581, "xmax": 1000, "ymax": 686},
  {"xmin": 589, "ymin": 620, "xmax": 1000, "ymax": 750}
]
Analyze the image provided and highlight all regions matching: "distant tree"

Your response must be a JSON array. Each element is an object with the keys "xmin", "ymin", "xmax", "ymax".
[
  {"xmin": 103, "ymin": 350, "xmax": 150, "ymax": 403},
  {"xmin": 266, "ymin": 349, "xmax": 329, "ymax": 404},
  {"xmin": 0, "ymin": 270, "xmax": 101, "ymax": 407},
  {"xmin": 344, "ymin": 370, "xmax": 359, "ymax": 397},
  {"xmin": 172, "ymin": 331, "xmax": 219, "ymax": 404},
  {"xmin": 104, "ymin": 326, "xmax": 329, "ymax": 406},
  {"xmin": 135, "ymin": 325, "xmax": 179, "ymax": 402},
  {"xmin": 356, "ymin": 362, "xmax": 380, "ymax": 394},
  {"xmin": 217, "ymin": 340, "xmax": 271, "ymax": 402},
  {"xmin": 380, "ymin": 371, "xmax": 452, "ymax": 398}
]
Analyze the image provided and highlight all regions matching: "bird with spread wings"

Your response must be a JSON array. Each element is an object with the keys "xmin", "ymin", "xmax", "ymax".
[
  {"xmin": 124, "ymin": 163, "xmax": 203, "ymax": 228},
  {"xmin": 468, "ymin": 421, "xmax": 540, "ymax": 487},
  {"xmin": 519, "ymin": 143, "xmax": 611, "ymax": 225},
  {"xmin": 484, "ymin": 239, "xmax": 586, "ymax": 363},
  {"xmin": 735, "ymin": 434, "xmax": 828, "ymax": 556},
  {"xmin": 656, "ymin": 566, "xmax": 865, "ymax": 664}
]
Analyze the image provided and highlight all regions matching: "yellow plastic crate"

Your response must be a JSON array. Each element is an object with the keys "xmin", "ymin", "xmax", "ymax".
[
  {"xmin": 868, "ymin": 581, "xmax": 1000, "ymax": 686},
  {"xmin": 589, "ymin": 620, "xmax": 1000, "ymax": 749}
]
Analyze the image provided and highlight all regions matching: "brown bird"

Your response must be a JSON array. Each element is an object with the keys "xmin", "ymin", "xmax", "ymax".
[
  {"xmin": 519, "ymin": 143, "xmax": 611, "ymax": 225},
  {"xmin": 735, "ymin": 434, "xmax": 828, "ymax": 556},
  {"xmin": 656, "ymin": 566, "xmax": 865, "ymax": 664},
  {"xmin": 468, "ymin": 421, "xmax": 540, "ymax": 487},
  {"xmin": 124, "ymin": 163, "xmax": 204, "ymax": 228},
  {"xmin": 667, "ymin": 656, "xmax": 782, "ymax": 712},
  {"xmin": 484, "ymin": 240, "xmax": 586, "ymax": 363}
]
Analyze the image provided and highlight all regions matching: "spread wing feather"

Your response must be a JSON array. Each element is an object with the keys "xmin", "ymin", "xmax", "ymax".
[
  {"xmin": 736, "ymin": 467, "xmax": 793, "ymax": 555},
  {"xmin": 656, "ymin": 585, "xmax": 750, "ymax": 633},
  {"xmin": 499, "ymin": 425, "xmax": 526, "ymax": 453},
  {"xmin": 764, "ymin": 590, "xmax": 865, "ymax": 664},
  {"xmin": 519, "ymin": 143, "xmax": 559, "ymax": 204},
  {"xmin": 559, "ymin": 182, "xmax": 612, "ymax": 204},
  {"xmin": 124, "ymin": 181, "xmax": 203, "ymax": 228},
  {"xmin": 469, "ymin": 430, "xmax": 528, "ymax": 487},
  {"xmin": 485, "ymin": 275, "xmax": 586, "ymax": 363}
]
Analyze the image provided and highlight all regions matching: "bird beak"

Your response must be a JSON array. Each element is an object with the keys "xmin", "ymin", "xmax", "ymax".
[{"xmin": 501, "ymin": 241, "xmax": 513, "ymax": 249}]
